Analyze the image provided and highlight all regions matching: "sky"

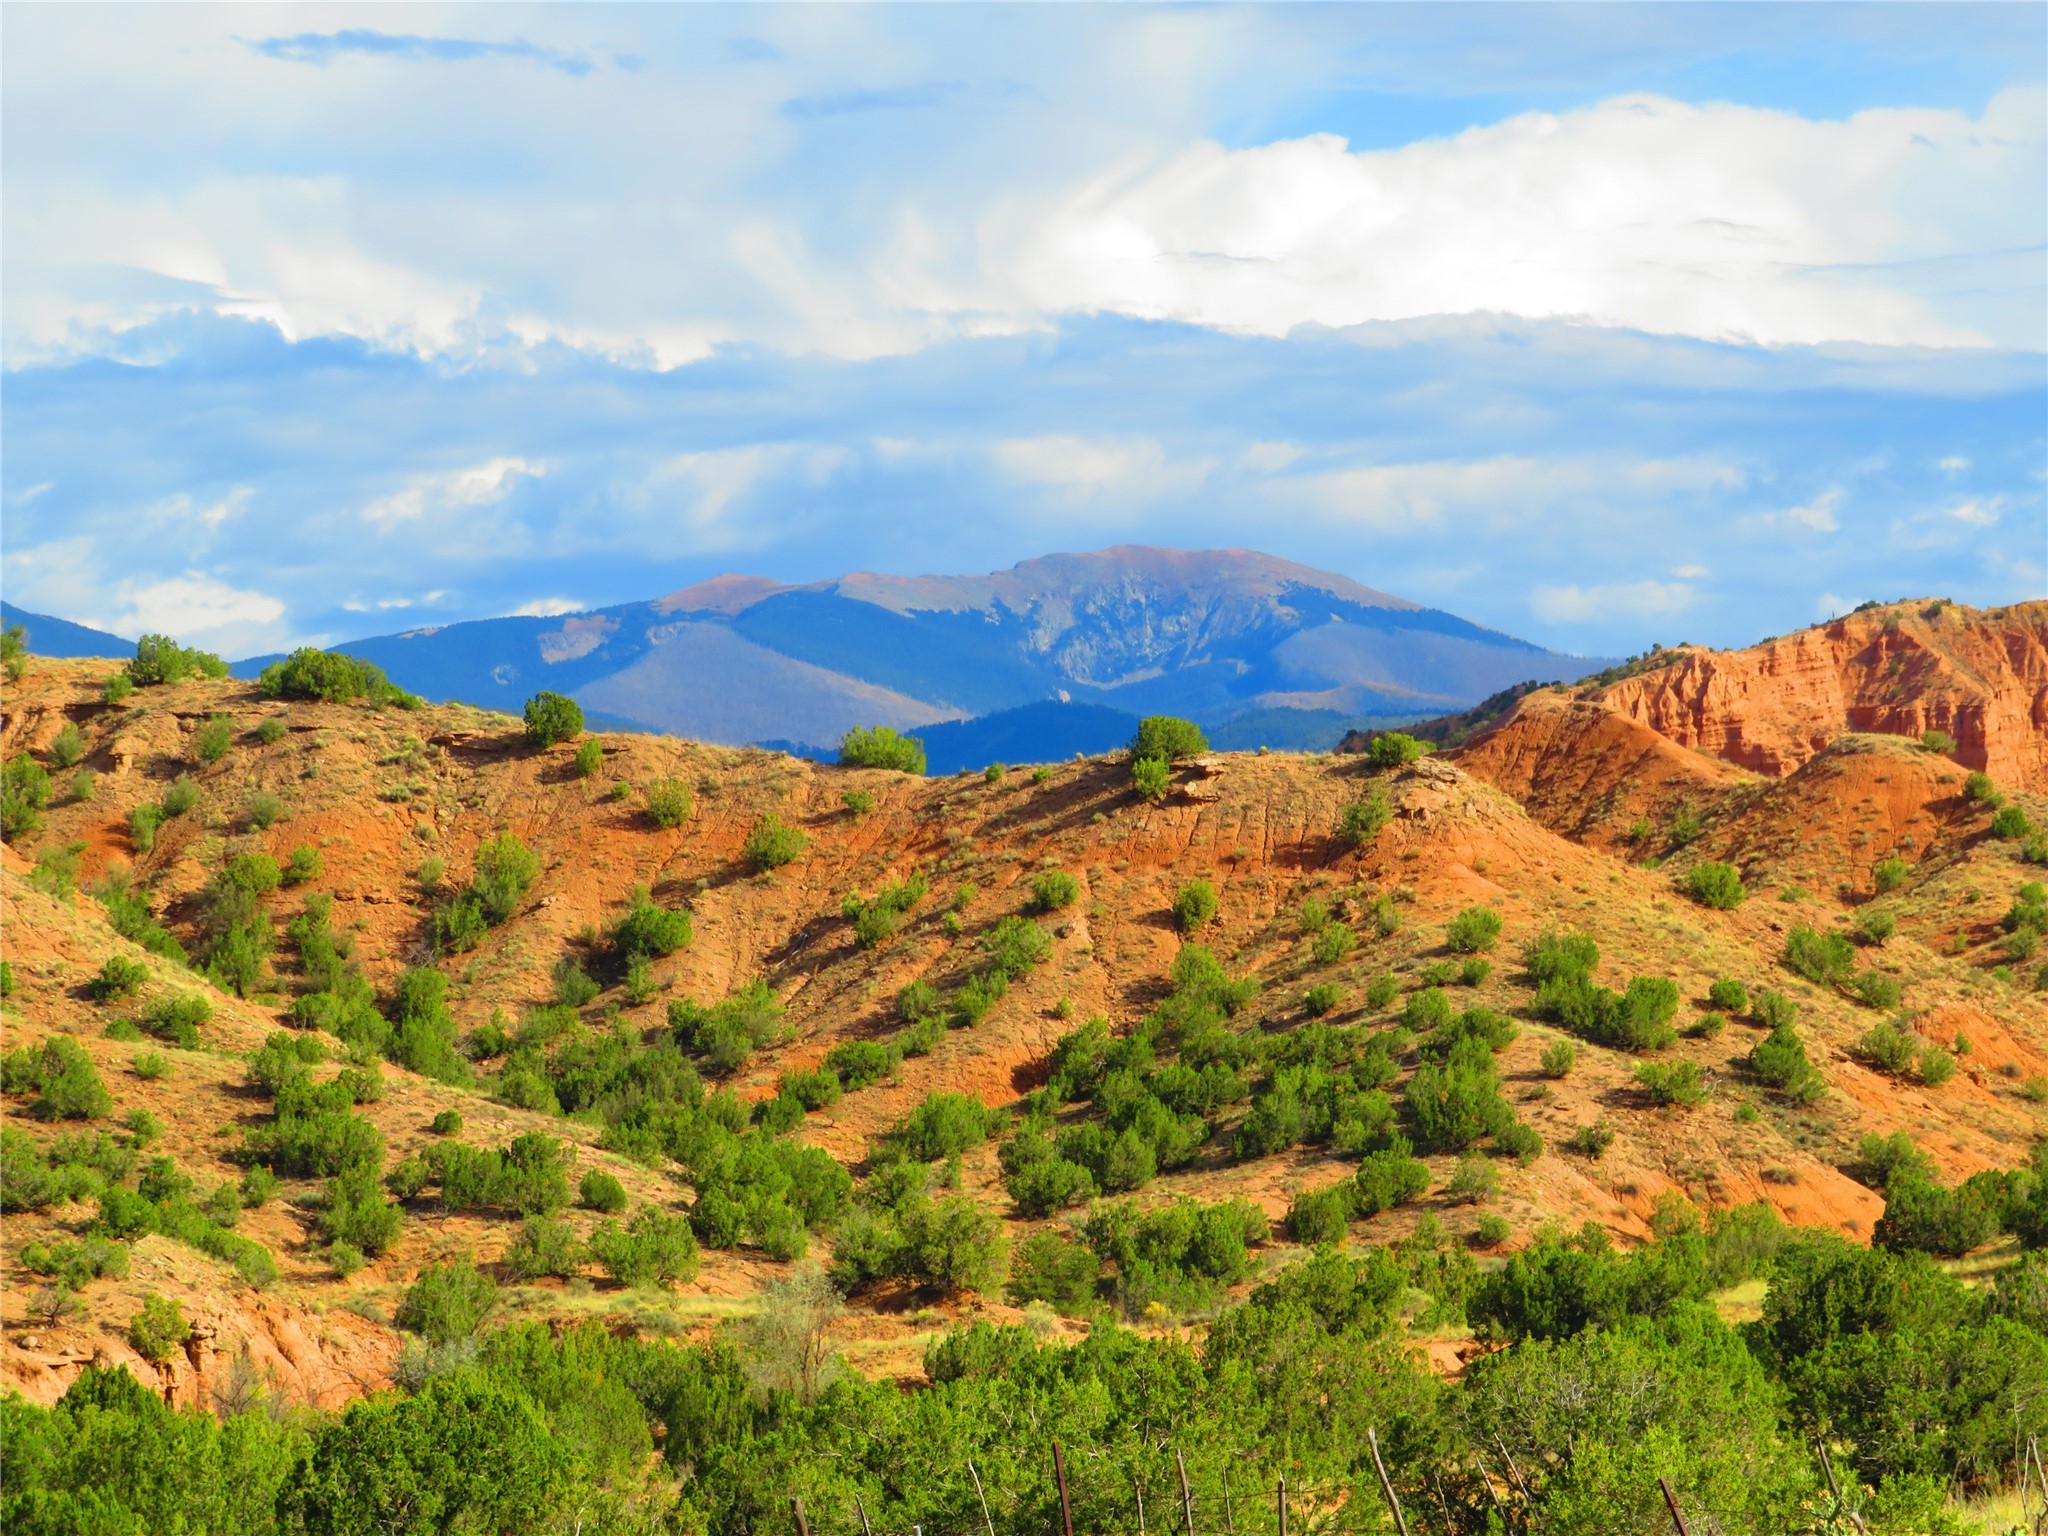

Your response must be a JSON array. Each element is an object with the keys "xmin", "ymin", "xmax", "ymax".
[{"xmin": 3, "ymin": 2, "xmax": 2043, "ymax": 662}]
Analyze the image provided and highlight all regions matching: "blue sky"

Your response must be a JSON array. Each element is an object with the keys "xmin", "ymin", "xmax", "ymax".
[{"xmin": 3, "ymin": 3, "xmax": 2042, "ymax": 660}]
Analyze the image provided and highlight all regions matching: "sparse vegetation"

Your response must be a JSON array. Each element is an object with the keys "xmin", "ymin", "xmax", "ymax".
[
  {"xmin": 1683, "ymin": 860, "xmax": 1745, "ymax": 909},
  {"xmin": 522, "ymin": 690, "xmax": 584, "ymax": 747},
  {"xmin": 839, "ymin": 725, "xmax": 926, "ymax": 774},
  {"xmin": 742, "ymin": 815, "xmax": 807, "ymax": 872}
]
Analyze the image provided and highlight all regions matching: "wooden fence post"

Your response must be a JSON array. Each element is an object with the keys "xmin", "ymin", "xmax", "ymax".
[
  {"xmin": 791, "ymin": 1496, "xmax": 812, "ymax": 1536},
  {"xmin": 1276, "ymin": 1476, "xmax": 1286, "ymax": 1536},
  {"xmin": 1177, "ymin": 1449, "xmax": 1197, "ymax": 1536},
  {"xmin": 856, "ymin": 1495, "xmax": 874, "ymax": 1536},
  {"xmin": 1658, "ymin": 1478, "xmax": 1691, "ymax": 1536},
  {"xmin": 1054, "ymin": 1443, "xmax": 1075, "ymax": 1536},
  {"xmin": 1135, "ymin": 1476, "xmax": 1146, "ymax": 1536},
  {"xmin": 1367, "ymin": 1430, "xmax": 1412, "ymax": 1536}
]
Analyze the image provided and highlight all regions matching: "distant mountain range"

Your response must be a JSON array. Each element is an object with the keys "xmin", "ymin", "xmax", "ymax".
[
  {"xmin": 7, "ymin": 548, "xmax": 1610, "ymax": 765},
  {"xmin": 0, "ymin": 602, "xmax": 132, "ymax": 660}
]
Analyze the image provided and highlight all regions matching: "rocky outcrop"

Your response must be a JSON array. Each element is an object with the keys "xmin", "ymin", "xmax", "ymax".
[{"xmin": 1591, "ymin": 601, "xmax": 2048, "ymax": 789}]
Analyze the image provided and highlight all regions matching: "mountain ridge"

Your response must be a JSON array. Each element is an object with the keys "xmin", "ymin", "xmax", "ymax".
[{"xmin": 233, "ymin": 547, "xmax": 1607, "ymax": 761}]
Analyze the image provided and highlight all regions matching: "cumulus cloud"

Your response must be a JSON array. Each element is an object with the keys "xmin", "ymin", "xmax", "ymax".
[
  {"xmin": 1746, "ymin": 488, "xmax": 1843, "ymax": 535},
  {"xmin": 988, "ymin": 90, "xmax": 2044, "ymax": 349},
  {"xmin": 102, "ymin": 572, "xmax": 287, "ymax": 651},
  {"xmin": 363, "ymin": 458, "xmax": 546, "ymax": 530},
  {"xmin": 1530, "ymin": 580, "xmax": 1696, "ymax": 624},
  {"xmin": 509, "ymin": 597, "xmax": 586, "ymax": 617}
]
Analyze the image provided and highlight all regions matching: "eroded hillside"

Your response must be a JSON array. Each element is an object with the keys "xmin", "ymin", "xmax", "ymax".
[{"xmin": 3, "ymin": 627, "xmax": 2045, "ymax": 1414}]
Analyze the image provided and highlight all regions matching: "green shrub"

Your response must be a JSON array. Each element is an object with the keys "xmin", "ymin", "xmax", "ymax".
[
  {"xmin": 615, "ymin": 886, "xmax": 692, "ymax": 958},
  {"xmin": 256, "ymin": 716, "xmax": 287, "ymax": 745},
  {"xmin": 1747, "ymin": 1024, "xmax": 1820, "ymax": 1098},
  {"xmin": 523, "ymin": 692, "xmax": 584, "ymax": 748},
  {"xmin": 1365, "ymin": 973, "xmax": 1400, "ymax": 1009},
  {"xmin": 1131, "ymin": 756, "xmax": 1169, "ymax": 799},
  {"xmin": 193, "ymin": 715, "xmax": 234, "ymax": 764},
  {"xmin": 126, "ymin": 1293, "xmax": 191, "ymax": 1363},
  {"xmin": 1172, "ymin": 880, "xmax": 1219, "ymax": 932},
  {"xmin": 1337, "ymin": 790, "xmax": 1392, "ymax": 848},
  {"xmin": 1565, "ymin": 1121, "xmax": 1616, "ymax": 1159},
  {"xmin": 430, "ymin": 1110, "xmax": 463, "ymax": 1136},
  {"xmin": 580, "ymin": 1170, "xmax": 629, "ymax": 1213},
  {"xmin": 589, "ymin": 1206, "xmax": 699, "ymax": 1289},
  {"xmin": 1856, "ymin": 909, "xmax": 1895, "ymax": 945},
  {"xmin": 552, "ymin": 958, "xmax": 600, "ymax": 1008},
  {"xmin": 742, "ymin": 815, "xmax": 806, "ymax": 872},
  {"xmin": 239, "ymin": 1166, "xmax": 280, "ymax": 1208},
  {"xmin": 1030, "ymin": 870, "xmax": 1080, "ymax": 912},
  {"xmin": 1683, "ymin": 861, "xmax": 1746, "ymax": 910},
  {"xmin": 4, "ymin": 1037, "xmax": 113, "ymax": 1120},
  {"xmin": 128, "ymin": 633, "xmax": 227, "ymax": 687},
  {"xmin": 979, "ymin": 762, "xmax": 1004, "ymax": 784},
  {"xmin": 128, "ymin": 802, "xmax": 161, "ymax": 853},
  {"xmin": 1783, "ymin": 925, "xmax": 1855, "ymax": 986},
  {"xmin": 1963, "ymin": 771, "xmax": 1999, "ymax": 803},
  {"xmin": 507, "ymin": 1216, "xmax": 583, "ymax": 1279},
  {"xmin": 396, "ymin": 1260, "xmax": 499, "ymax": 1344},
  {"xmin": 1635, "ymin": 1060, "xmax": 1708, "ymax": 1107},
  {"xmin": 1540, "ymin": 1039, "xmax": 1576, "ymax": 1078},
  {"xmin": 88, "ymin": 955, "xmax": 150, "ymax": 1001},
  {"xmin": 1129, "ymin": 716, "xmax": 1207, "ymax": 764},
  {"xmin": 131, "ymin": 1051, "xmax": 169, "ymax": 1081},
  {"xmin": 1005, "ymin": 1230, "xmax": 1100, "ymax": 1313},
  {"xmin": 3, "ymin": 752, "xmax": 52, "ymax": 838},
  {"xmin": 282, "ymin": 845, "xmax": 322, "ymax": 885},
  {"xmin": 1991, "ymin": 805, "xmax": 2032, "ymax": 840},
  {"xmin": 102, "ymin": 673, "xmax": 133, "ymax": 706},
  {"xmin": 842, "ymin": 788, "xmax": 874, "ymax": 815},
  {"xmin": 1920, "ymin": 729, "xmax": 1956, "ymax": 754},
  {"xmin": 244, "ymin": 791, "xmax": 284, "ymax": 830},
  {"xmin": 160, "ymin": 776, "xmax": 199, "ymax": 816},
  {"xmin": 1446, "ymin": 1154, "xmax": 1501, "ymax": 1204},
  {"xmin": 1473, "ymin": 1214, "xmax": 1512, "ymax": 1247},
  {"xmin": 50, "ymin": 722, "xmax": 85, "ymax": 769},
  {"xmin": 983, "ymin": 915, "xmax": 1051, "ymax": 976},
  {"xmin": 1856, "ymin": 1022, "xmax": 1919, "ymax": 1077},
  {"xmin": 643, "ymin": 778, "xmax": 692, "ymax": 829},
  {"xmin": 1918, "ymin": 1047, "xmax": 1956, "ymax": 1087},
  {"xmin": 1445, "ymin": 905, "xmax": 1503, "ymax": 954},
  {"xmin": 1707, "ymin": 978, "xmax": 1748, "ymax": 1013},
  {"xmin": 1848, "ymin": 971, "xmax": 1903, "ymax": 1010},
  {"xmin": 1353, "ymin": 1148, "xmax": 1431, "ymax": 1216},
  {"xmin": 1496, "ymin": 1122, "xmax": 1543, "ymax": 1165},
  {"xmin": 570, "ymin": 737, "xmax": 603, "ymax": 778},
  {"xmin": 839, "ymin": 725, "xmax": 927, "ymax": 774},
  {"xmin": 1302, "ymin": 982, "xmax": 1343, "ymax": 1018},
  {"xmin": 1310, "ymin": 923, "xmax": 1356, "ymax": 966},
  {"xmin": 1286, "ymin": 1184, "xmax": 1355, "ymax": 1246},
  {"xmin": 886, "ymin": 1092, "xmax": 1002, "ymax": 1162},
  {"xmin": 69, "ymin": 769, "xmax": 96, "ymax": 804},
  {"xmin": 258, "ymin": 646, "xmax": 408, "ymax": 704},
  {"xmin": 1363, "ymin": 732, "xmax": 1424, "ymax": 770}
]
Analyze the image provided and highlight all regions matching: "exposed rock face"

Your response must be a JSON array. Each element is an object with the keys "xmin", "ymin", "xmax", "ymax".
[
  {"xmin": 1447, "ymin": 691, "xmax": 1747, "ymax": 848},
  {"xmin": 1591, "ymin": 601, "xmax": 2048, "ymax": 789}
]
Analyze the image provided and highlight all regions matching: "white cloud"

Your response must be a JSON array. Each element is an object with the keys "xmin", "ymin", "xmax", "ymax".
[
  {"xmin": 1945, "ymin": 496, "xmax": 2001, "ymax": 527},
  {"xmin": 1240, "ymin": 440, "xmax": 1304, "ymax": 473},
  {"xmin": 1530, "ymin": 580, "xmax": 1695, "ymax": 624},
  {"xmin": 1939, "ymin": 455, "xmax": 1970, "ymax": 476},
  {"xmin": 1274, "ymin": 453, "xmax": 1741, "ymax": 532},
  {"xmin": 1671, "ymin": 563, "xmax": 1711, "ymax": 579},
  {"xmin": 509, "ymin": 597, "xmax": 585, "ymax": 618},
  {"xmin": 363, "ymin": 457, "xmax": 546, "ymax": 529},
  {"xmin": 104, "ymin": 571, "xmax": 286, "ymax": 645},
  {"xmin": 1816, "ymin": 591, "xmax": 1849, "ymax": 617},
  {"xmin": 989, "ymin": 90, "xmax": 2040, "ymax": 349},
  {"xmin": 990, "ymin": 435, "xmax": 1211, "ymax": 500},
  {"xmin": 1745, "ymin": 488, "xmax": 1842, "ymax": 535}
]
